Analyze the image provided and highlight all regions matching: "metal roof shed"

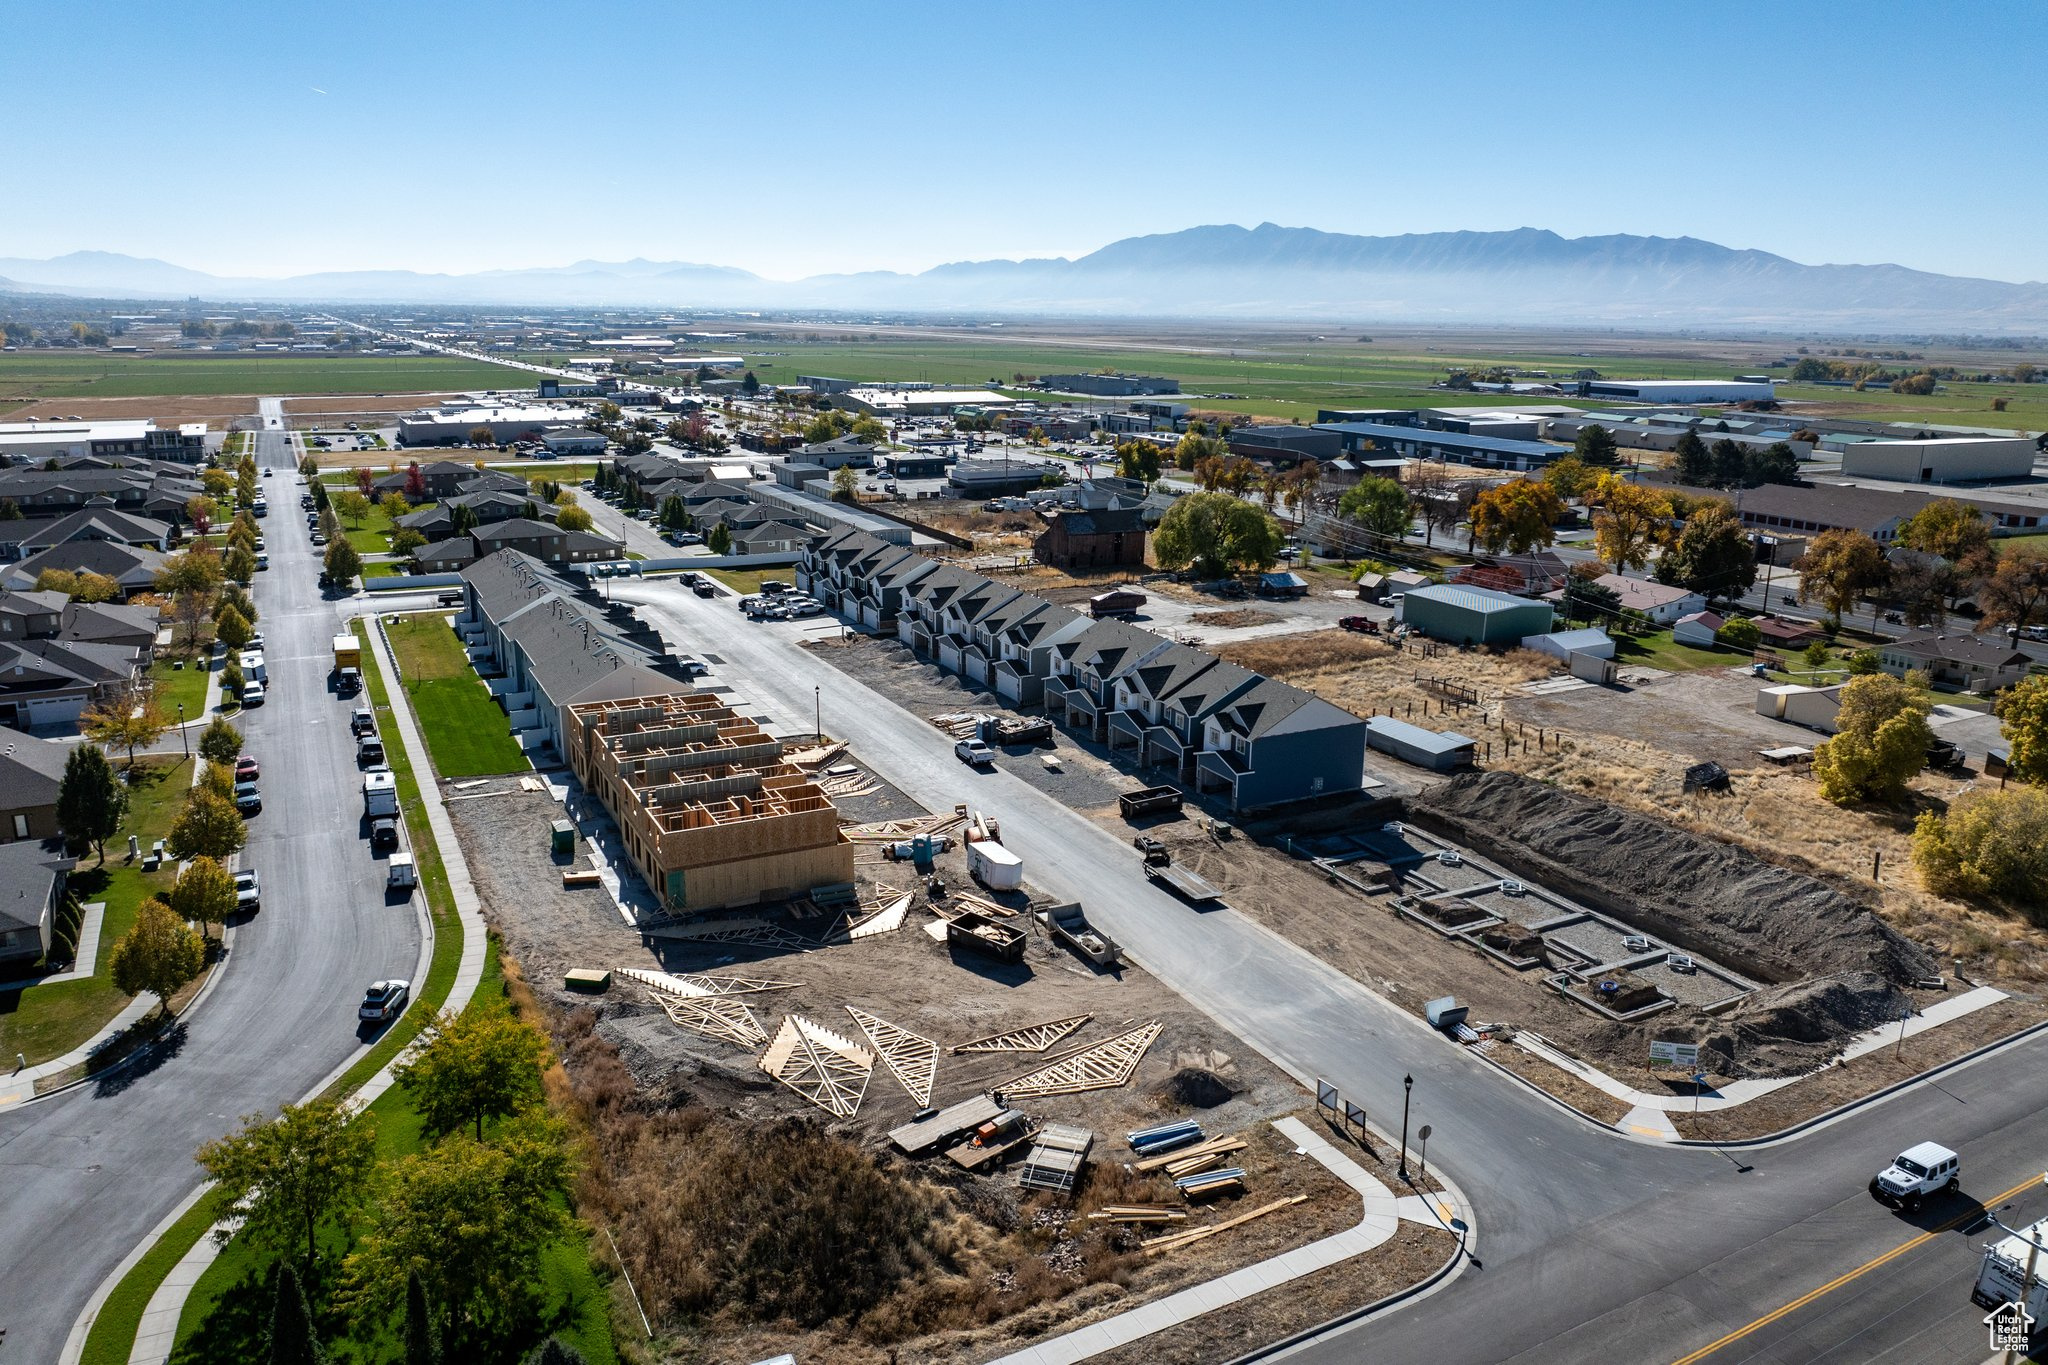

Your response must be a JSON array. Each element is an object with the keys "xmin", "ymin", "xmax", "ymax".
[
  {"xmin": 1365, "ymin": 715, "xmax": 1477, "ymax": 772},
  {"xmin": 1399, "ymin": 583, "xmax": 1554, "ymax": 646}
]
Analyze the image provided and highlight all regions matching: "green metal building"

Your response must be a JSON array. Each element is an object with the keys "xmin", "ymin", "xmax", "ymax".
[{"xmin": 1398, "ymin": 584, "xmax": 1554, "ymax": 646}]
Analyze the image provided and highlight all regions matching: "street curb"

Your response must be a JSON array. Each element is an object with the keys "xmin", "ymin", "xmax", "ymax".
[
  {"xmin": 15, "ymin": 919, "xmax": 240, "ymax": 1112},
  {"xmin": 1220, "ymin": 1233, "xmax": 1470, "ymax": 1365},
  {"xmin": 1467, "ymin": 1016, "xmax": 2048, "ymax": 1151}
]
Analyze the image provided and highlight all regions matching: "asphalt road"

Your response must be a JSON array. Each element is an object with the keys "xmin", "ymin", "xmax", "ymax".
[
  {"xmin": 0, "ymin": 418, "xmax": 420, "ymax": 1361},
  {"xmin": 615, "ymin": 579, "xmax": 2048, "ymax": 1365}
]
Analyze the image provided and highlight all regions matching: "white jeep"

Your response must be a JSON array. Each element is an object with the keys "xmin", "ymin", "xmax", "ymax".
[{"xmin": 1870, "ymin": 1141, "xmax": 1959, "ymax": 1210}]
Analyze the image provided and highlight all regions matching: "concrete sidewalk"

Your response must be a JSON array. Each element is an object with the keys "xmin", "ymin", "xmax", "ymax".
[
  {"xmin": 118, "ymin": 617, "xmax": 491, "ymax": 1365},
  {"xmin": 986, "ymin": 1116, "xmax": 1439, "ymax": 1365},
  {"xmin": 1517, "ymin": 984, "xmax": 2011, "ymax": 1140}
]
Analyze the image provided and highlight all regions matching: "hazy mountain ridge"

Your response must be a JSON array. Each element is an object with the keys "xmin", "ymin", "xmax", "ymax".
[{"xmin": 2, "ymin": 225, "xmax": 2043, "ymax": 329}]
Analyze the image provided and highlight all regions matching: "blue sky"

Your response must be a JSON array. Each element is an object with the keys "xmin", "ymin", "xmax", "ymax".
[{"xmin": 14, "ymin": 0, "xmax": 2045, "ymax": 282}]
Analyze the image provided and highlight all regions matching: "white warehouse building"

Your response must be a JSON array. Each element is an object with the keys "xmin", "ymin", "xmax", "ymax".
[
  {"xmin": 1838, "ymin": 436, "xmax": 2038, "ymax": 484},
  {"xmin": 1579, "ymin": 379, "xmax": 1776, "ymax": 405},
  {"xmin": 397, "ymin": 404, "xmax": 591, "ymax": 446}
]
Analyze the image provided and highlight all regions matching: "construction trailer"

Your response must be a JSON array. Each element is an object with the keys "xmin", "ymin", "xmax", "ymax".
[{"xmin": 561, "ymin": 692, "xmax": 855, "ymax": 913}]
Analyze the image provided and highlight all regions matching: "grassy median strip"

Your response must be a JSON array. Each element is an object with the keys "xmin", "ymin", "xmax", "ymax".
[{"xmin": 76, "ymin": 621, "xmax": 469, "ymax": 1365}]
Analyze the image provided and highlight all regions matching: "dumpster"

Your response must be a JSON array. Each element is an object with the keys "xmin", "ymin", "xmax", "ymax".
[{"xmin": 549, "ymin": 819, "xmax": 575, "ymax": 859}]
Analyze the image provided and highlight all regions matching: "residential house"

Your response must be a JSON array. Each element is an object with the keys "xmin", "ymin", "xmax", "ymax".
[
  {"xmin": 989, "ymin": 600, "xmax": 1091, "ymax": 707},
  {"xmin": 1878, "ymin": 631, "xmax": 2031, "ymax": 693},
  {"xmin": 1042, "ymin": 619, "xmax": 1174, "ymax": 740},
  {"xmin": 397, "ymin": 490, "xmax": 547, "ymax": 540},
  {"xmin": 373, "ymin": 460, "xmax": 528, "ymax": 502},
  {"xmin": 1753, "ymin": 615, "xmax": 1824, "ymax": 649},
  {"xmin": 0, "ymin": 730, "xmax": 69, "ymax": 842},
  {"xmin": 1586, "ymin": 573, "xmax": 1706, "ymax": 625},
  {"xmin": 0, "ymin": 506, "xmax": 171, "ymax": 562},
  {"xmin": 417, "ymin": 519, "xmax": 619, "ymax": 574},
  {"xmin": 1034, "ymin": 505, "xmax": 1146, "ymax": 570},
  {"xmin": 4, "ymin": 539, "xmax": 167, "ymax": 598},
  {"xmin": 1194, "ymin": 679, "xmax": 1370, "ymax": 811},
  {"xmin": 730, "ymin": 522, "xmax": 811, "ymax": 555},
  {"xmin": 0, "ymin": 837, "xmax": 73, "ymax": 967},
  {"xmin": 58, "ymin": 601, "xmax": 160, "ymax": 662},
  {"xmin": 1106, "ymin": 643, "xmax": 1221, "ymax": 767}
]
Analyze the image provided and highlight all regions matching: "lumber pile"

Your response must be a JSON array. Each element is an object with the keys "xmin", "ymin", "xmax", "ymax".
[
  {"xmin": 561, "ymin": 869, "xmax": 603, "ymax": 888},
  {"xmin": 1087, "ymin": 1205, "xmax": 1188, "ymax": 1225},
  {"xmin": 841, "ymin": 813, "xmax": 968, "ymax": 843},
  {"xmin": 783, "ymin": 741, "xmax": 848, "ymax": 771},
  {"xmin": 1135, "ymin": 1134, "xmax": 1246, "ymax": 1175},
  {"xmin": 930, "ymin": 711, "xmax": 991, "ymax": 739},
  {"xmin": 1141, "ymin": 1195, "xmax": 1306, "ymax": 1254}
]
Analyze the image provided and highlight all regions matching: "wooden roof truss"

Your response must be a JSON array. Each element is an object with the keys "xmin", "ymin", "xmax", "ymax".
[
  {"xmin": 760, "ymin": 1015, "xmax": 874, "ymax": 1118},
  {"xmin": 949, "ymin": 1013, "xmax": 1092, "ymax": 1055},
  {"xmin": 845, "ymin": 1006, "xmax": 938, "ymax": 1107},
  {"xmin": 648, "ymin": 990, "xmax": 769, "ymax": 1048},
  {"xmin": 1000, "ymin": 1021, "xmax": 1162, "ymax": 1099}
]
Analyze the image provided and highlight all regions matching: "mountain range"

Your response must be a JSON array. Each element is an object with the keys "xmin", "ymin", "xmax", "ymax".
[{"xmin": 3, "ymin": 225, "xmax": 2044, "ymax": 330}]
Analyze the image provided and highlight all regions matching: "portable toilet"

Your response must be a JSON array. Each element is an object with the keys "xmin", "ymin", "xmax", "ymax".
[{"xmin": 549, "ymin": 819, "xmax": 576, "ymax": 859}]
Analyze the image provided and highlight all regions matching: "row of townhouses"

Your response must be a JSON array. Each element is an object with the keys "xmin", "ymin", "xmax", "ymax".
[{"xmin": 798, "ymin": 529, "xmax": 1370, "ymax": 811}]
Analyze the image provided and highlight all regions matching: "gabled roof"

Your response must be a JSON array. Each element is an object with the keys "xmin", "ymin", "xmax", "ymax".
[
  {"xmin": 0, "ymin": 589, "xmax": 68, "ymax": 620},
  {"xmin": 1215, "ymin": 678, "xmax": 1359, "ymax": 742},
  {"xmin": 1884, "ymin": 631, "xmax": 2030, "ymax": 666},
  {"xmin": 1593, "ymin": 573, "xmax": 1698, "ymax": 611},
  {"xmin": 1164, "ymin": 659, "xmax": 1262, "ymax": 721},
  {"xmin": 6, "ymin": 507, "xmax": 169, "ymax": 551},
  {"xmin": 415, "ymin": 537, "xmax": 480, "ymax": 567},
  {"xmin": 472, "ymin": 517, "xmax": 570, "ymax": 544},
  {"xmin": 11, "ymin": 539, "xmax": 166, "ymax": 587},
  {"xmin": 0, "ymin": 838, "xmax": 71, "ymax": 934},
  {"xmin": 1125, "ymin": 643, "xmax": 1218, "ymax": 701},
  {"xmin": 1048, "ymin": 506, "xmax": 1146, "ymax": 537},
  {"xmin": 0, "ymin": 730, "xmax": 70, "ymax": 807},
  {"xmin": 59, "ymin": 600, "xmax": 159, "ymax": 644}
]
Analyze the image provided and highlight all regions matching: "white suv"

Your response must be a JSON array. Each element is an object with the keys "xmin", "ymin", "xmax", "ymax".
[{"xmin": 1870, "ymin": 1141, "xmax": 1959, "ymax": 1210}]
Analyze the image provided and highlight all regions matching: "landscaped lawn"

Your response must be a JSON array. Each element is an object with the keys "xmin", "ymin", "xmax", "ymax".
[
  {"xmin": 360, "ymin": 560, "xmax": 407, "ymax": 579},
  {"xmin": 332, "ymin": 498, "xmax": 432, "ymax": 557},
  {"xmin": 383, "ymin": 615, "xmax": 528, "ymax": 777},
  {"xmin": 149, "ymin": 655, "xmax": 211, "ymax": 721},
  {"xmin": 705, "ymin": 565, "xmax": 789, "ymax": 595},
  {"xmin": 1609, "ymin": 628, "xmax": 1746, "ymax": 673},
  {"xmin": 0, "ymin": 757, "xmax": 192, "ymax": 1066}
]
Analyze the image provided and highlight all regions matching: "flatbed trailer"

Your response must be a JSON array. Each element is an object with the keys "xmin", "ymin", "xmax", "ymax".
[{"xmin": 1147, "ymin": 862, "xmax": 1222, "ymax": 904}]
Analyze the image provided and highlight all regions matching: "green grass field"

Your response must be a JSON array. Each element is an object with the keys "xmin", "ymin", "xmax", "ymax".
[
  {"xmin": 0, "ymin": 757, "xmax": 192, "ymax": 1066},
  {"xmin": 384, "ymin": 616, "xmax": 528, "ymax": 777},
  {"xmin": 150, "ymin": 655, "xmax": 211, "ymax": 721},
  {"xmin": 0, "ymin": 353, "xmax": 528, "ymax": 400},
  {"xmin": 704, "ymin": 566, "xmax": 786, "ymax": 595},
  {"xmin": 1771, "ymin": 381, "xmax": 2046, "ymax": 433},
  {"xmin": 1609, "ymin": 629, "xmax": 1746, "ymax": 673}
]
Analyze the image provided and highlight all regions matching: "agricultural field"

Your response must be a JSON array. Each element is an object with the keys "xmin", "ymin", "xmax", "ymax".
[{"xmin": 0, "ymin": 352, "xmax": 526, "ymax": 402}]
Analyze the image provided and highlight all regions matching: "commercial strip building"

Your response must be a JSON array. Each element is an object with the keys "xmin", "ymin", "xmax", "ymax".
[
  {"xmin": 1314, "ymin": 421, "xmax": 1568, "ymax": 472},
  {"xmin": 831, "ymin": 387, "xmax": 1018, "ymax": 418},
  {"xmin": 0, "ymin": 419, "xmax": 208, "ymax": 464},
  {"xmin": 396, "ymin": 403, "xmax": 592, "ymax": 446},
  {"xmin": 562, "ymin": 691, "xmax": 855, "ymax": 914},
  {"xmin": 1574, "ymin": 379, "xmax": 1776, "ymax": 405},
  {"xmin": 1693, "ymin": 479, "xmax": 2047, "ymax": 556}
]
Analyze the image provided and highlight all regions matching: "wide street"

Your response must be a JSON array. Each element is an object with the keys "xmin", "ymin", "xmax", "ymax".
[
  {"xmin": 0, "ymin": 412, "xmax": 421, "ymax": 1361},
  {"xmin": 615, "ymin": 576, "xmax": 2048, "ymax": 1364}
]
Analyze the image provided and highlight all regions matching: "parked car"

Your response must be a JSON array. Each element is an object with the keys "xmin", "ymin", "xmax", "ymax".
[
  {"xmin": 677, "ymin": 532, "xmax": 703, "ymax": 545},
  {"xmin": 234, "ymin": 867, "xmax": 260, "ymax": 911},
  {"xmin": 370, "ymin": 816, "xmax": 400, "ymax": 850},
  {"xmin": 359, "ymin": 979, "xmax": 410, "ymax": 1023},
  {"xmin": 955, "ymin": 739, "xmax": 995, "ymax": 767},
  {"xmin": 234, "ymin": 755, "xmax": 259, "ymax": 781},
  {"xmin": 350, "ymin": 705, "xmax": 375, "ymax": 736},
  {"xmin": 241, "ymin": 681, "xmax": 266, "ymax": 707},
  {"xmin": 233, "ymin": 781, "xmax": 262, "ymax": 814},
  {"xmin": 693, "ymin": 580, "xmax": 716, "ymax": 598}
]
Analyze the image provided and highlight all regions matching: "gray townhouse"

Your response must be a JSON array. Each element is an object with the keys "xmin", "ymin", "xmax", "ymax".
[
  {"xmin": 1194, "ymin": 679, "xmax": 1369, "ymax": 810},
  {"xmin": 801, "ymin": 533, "xmax": 1372, "ymax": 811}
]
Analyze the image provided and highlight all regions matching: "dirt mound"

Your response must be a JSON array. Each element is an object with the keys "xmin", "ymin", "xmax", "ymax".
[
  {"xmin": 1409, "ymin": 772, "xmax": 1937, "ymax": 989},
  {"xmin": 1157, "ymin": 1069, "xmax": 1236, "ymax": 1109}
]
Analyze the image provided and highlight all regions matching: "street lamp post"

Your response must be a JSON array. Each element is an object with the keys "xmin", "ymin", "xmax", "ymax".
[
  {"xmin": 178, "ymin": 702, "xmax": 188, "ymax": 759},
  {"xmin": 814, "ymin": 685, "xmax": 822, "ymax": 744},
  {"xmin": 1398, "ymin": 1073, "xmax": 1414, "ymax": 1181}
]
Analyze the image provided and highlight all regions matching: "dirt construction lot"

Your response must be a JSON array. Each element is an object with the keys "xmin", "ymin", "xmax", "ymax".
[{"xmin": 444, "ymin": 768, "xmax": 1452, "ymax": 1362}]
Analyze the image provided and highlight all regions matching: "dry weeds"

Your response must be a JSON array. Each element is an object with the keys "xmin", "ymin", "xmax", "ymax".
[{"xmin": 1219, "ymin": 631, "xmax": 1557, "ymax": 720}]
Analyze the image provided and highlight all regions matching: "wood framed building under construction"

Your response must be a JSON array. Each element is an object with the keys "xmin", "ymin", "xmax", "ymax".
[{"xmin": 563, "ymin": 692, "xmax": 855, "ymax": 913}]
